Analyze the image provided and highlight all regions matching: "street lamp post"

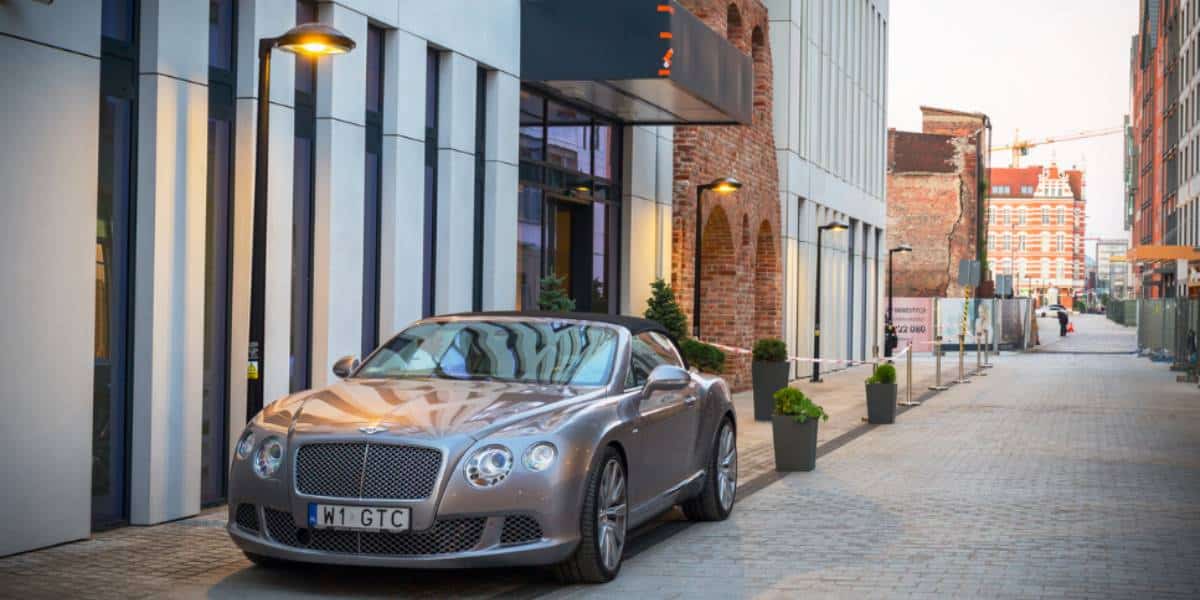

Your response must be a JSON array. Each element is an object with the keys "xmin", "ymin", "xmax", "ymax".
[
  {"xmin": 246, "ymin": 23, "xmax": 355, "ymax": 420},
  {"xmin": 885, "ymin": 244, "xmax": 913, "ymax": 357},
  {"xmin": 812, "ymin": 221, "xmax": 849, "ymax": 382},
  {"xmin": 692, "ymin": 177, "xmax": 742, "ymax": 339}
]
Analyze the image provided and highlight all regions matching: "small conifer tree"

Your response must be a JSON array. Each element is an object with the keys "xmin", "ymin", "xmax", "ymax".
[
  {"xmin": 643, "ymin": 278, "xmax": 688, "ymax": 340},
  {"xmin": 538, "ymin": 273, "xmax": 576, "ymax": 312}
]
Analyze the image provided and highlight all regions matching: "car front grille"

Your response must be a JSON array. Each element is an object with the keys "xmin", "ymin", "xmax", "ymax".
[
  {"xmin": 235, "ymin": 503, "xmax": 259, "ymax": 533},
  {"xmin": 295, "ymin": 442, "xmax": 442, "ymax": 499},
  {"xmin": 263, "ymin": 508, "xmax": 485, "ymax": 556},
  {"xmin": 500, "ymin": 515, "xmax": 543, "ymax": 545}
]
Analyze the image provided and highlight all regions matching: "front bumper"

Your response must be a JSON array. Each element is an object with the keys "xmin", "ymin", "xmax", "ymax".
[{"xmin": 227, "ymin": 503, "xmax": 577, "ymax": 568}]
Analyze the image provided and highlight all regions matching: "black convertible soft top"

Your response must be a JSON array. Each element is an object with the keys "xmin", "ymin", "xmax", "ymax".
[{"xmin": 440, "ymin": 311, "xmax": 670, "ymax": 337}]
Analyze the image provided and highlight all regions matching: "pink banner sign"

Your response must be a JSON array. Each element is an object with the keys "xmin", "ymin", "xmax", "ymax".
[{"xmin": 892, "ymin": 297, "xmax": 934, "ymax": 349}]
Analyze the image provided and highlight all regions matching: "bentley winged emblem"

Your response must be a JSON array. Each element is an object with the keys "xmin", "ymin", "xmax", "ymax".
[{"xmin": 358, "ymin": 424, "xmax": 388, "ymax": 435}]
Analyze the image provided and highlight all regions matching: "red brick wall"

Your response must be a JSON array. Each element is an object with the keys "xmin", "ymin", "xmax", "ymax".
[
  {"xmin": 886, "ymin": 172, "xmax": 964, "ymax": 297},
  {"xmin": 672, "ymin": 0, "xmax": 781, "ymax": 389},
  {"xmin": 887, "ymin": 110, "xmax": 987, "ymax": 299}
]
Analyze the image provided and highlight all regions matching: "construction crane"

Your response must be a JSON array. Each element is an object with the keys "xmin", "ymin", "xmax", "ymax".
[{"xmin": 989, "ymin": 127, "xmax": 1124, "ymax": 168}]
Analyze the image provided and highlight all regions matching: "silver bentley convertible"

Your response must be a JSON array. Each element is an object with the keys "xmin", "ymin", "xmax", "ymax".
[{"xmin": 227, "ymin": 312, "xmax": 737, "ymax": 582}]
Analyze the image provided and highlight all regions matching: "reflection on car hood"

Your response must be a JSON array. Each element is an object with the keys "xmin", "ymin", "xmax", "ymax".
[{"xmin": 260, "ymin": 378, "xmax": 605, "ymax": 440}]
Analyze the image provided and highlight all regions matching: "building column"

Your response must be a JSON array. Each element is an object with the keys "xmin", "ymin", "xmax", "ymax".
[
  {"xmin": 434, "ymin": 52, "xmax": 479, "ymax": 315},
  {"xmin": 309, "ymin": 3, "xmax": 367, "ymax": 387},
  {"xmin": 482, "ymin": 71, "xmax": 519, "ymax": 309},
  {"xmin": 0, "ymin": 1, "xmax": 101, "ymax": 555},
  {"xmin": 379, "ymin": 29, "xmax": 427, "ymax": 335},
  {"xmin": 621, "ymin": 125, "xmax": 674, "ymax": 314},
  {"xmin": 129, "ymin": 0, "xmax": 209, "ymax": 525}
]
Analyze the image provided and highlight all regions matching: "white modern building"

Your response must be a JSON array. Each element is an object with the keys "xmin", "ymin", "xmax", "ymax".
[
  {"xmin": 0, "ymin": 0, "xmax": 770, "ymax": 556},
  {"xmin": 767, "ymin": 0, "xmax": 890, "ymax": 373}
]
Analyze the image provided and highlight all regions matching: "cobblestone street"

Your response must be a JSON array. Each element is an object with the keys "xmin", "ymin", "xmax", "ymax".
[{"xmin": 2, "ymin": 316, "xmax": 1198, "ymax": 599}]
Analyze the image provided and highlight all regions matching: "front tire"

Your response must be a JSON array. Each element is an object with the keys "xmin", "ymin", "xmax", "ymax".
[
  {"xmin": 554, "ymin": 446, "xmax": 627, "ymax": 583},
  {"xmin": 682, "ymin": 417, "xmax": 737, "ymax": 521}
]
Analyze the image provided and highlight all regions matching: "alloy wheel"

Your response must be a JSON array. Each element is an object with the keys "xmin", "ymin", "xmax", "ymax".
[
  {"xmin": 717, "ymin": 424, "xmax": 737, "ymax": 511},
  {"xmin": 595, "ymin": 458, "xmax": 627, "ymax": 572}
]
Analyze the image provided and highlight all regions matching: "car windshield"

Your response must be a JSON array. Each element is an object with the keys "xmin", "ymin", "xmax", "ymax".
[{"xmin": 355, "ymin": 319, "xmax": 619, "ymax": 387}]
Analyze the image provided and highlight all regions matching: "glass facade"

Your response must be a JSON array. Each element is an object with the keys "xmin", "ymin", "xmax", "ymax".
[
  {"xmin": 362, "ymin": 26, "xmax": 384, "ymax": 357},
  {"xmin": 290, "ymin": 0, "xmax": 317, "ymax": 392},
  {"xmin": 517, "ymin": 88, "xmax": 621, "ymax": 313},
  {"xmin": 94, "ymin": 0, "xmax": 138, "ymax": 529},
  {"xmin": 201, "ymin": 0, "xmax": 236, "ymax": 506},
  {"xmin": 423, "ymin": 50, "xmax": 439, "ymax": 317}
]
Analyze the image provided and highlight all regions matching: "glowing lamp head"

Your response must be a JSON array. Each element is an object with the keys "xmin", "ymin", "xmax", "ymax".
[
  {"xmin": 821, "ymin": 221, "xmax": 850, "ymax": 233},
  {"xmin": 704, "ymin": 177, "xmax": 742, "ymax": 195},
  {"xmin": 275, "ymin": 23, "xmax": 356, "ymax": 57}
]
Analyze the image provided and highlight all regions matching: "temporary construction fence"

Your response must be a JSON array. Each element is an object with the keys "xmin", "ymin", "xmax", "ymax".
[
  {"xmin": 893, "ymin": 297, "xmax": 1034, "ymax": 354},
  {"xmin": 1105, "ymin": 299, "xmax": 1138, "ymax": 326},
  {"xmin": 1135, "ymin": 298, "xmax": 1200, "ymax": 374}
]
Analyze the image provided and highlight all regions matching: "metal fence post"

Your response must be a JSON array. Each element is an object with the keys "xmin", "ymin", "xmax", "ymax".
[
  {"xmin": 901, "ymin": 341, "xmax": 918, "ymax": 406},
  {"xmin": 930, "ymin": 299, "xmax": 949, "ymax": 391}
]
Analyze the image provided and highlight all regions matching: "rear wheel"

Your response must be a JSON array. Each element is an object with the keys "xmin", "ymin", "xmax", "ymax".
[
  {"xmin": 682, "ymin": 417, "xmax": 736, "ymax": 521},
  {"xmin": 554, "ymin": 447, "xmax": 627, "ymax": 583}
]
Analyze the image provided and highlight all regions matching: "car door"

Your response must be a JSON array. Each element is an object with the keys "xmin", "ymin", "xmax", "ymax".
[{"xmin": 624, "ymin": 332, "xmax": 701, "ymax": 513}]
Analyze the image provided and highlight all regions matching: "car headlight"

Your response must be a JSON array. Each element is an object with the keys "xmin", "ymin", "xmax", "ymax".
[
  {"xmin": 523, "ymin": 442, "xmax": 558, "ymax": 472},
  {"xmin": 463, "ymin": 445, "xmax": 514, "ymax": 488},
  {"xmin": 253, "ymin": 436, "xmax": 285, "ymax": 479},
  {"xmin": 235, "ymin": 429, "xmax": 255, "ymax": 461}
]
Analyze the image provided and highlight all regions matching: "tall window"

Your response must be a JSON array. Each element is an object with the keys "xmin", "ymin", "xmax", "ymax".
[
  {"xmin": 202, "ymin": 0, "xmax": 236, "ymax": 506},
  {"xmin": 472, "ymin": 67, "xmax": 488, "ymax": 311},
  {"xmin": 94, "ymin": 0, "xmax": 138, "ymax": 528},
  {"xmin": 423, "ymin": 49, "xmax": 440, "ymax": 317},
  {"xmin": 517, "ymin": 88, "xmax": 622, "ymax": 313},
  {"xmin": 1056, "ymin": 232, "xmax": 1065, "ymax": 252},
  {"xmin": 1042, "ymin": 206, "xmax": 1049, "ymax": 224},
  {"xmin": 1057, "ymin": 206, "xmax": 1066, "ymax": 224},
  {"xmin": 361, "ymin": 26, "xmax": 384, "ymax": 357},
  {"xmin": 290, "ymin": 0, "xmax": 317, "ymax": 392},
  {"xmin": 1018, "ymin": 233, "xmax": 1026, "ymax": 252}
]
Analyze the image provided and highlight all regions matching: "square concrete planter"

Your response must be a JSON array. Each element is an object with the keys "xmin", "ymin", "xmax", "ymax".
[
  {"xmin": 771, "ymin": 415, "xmax": 818, "ymax": 472},
  {"xmin": 865, "ymin": 383, "xmax": 897, "ymax": 424},
  {"xmin": 752, "ymin": 360, "xmax": 790, "ymax": 421}
]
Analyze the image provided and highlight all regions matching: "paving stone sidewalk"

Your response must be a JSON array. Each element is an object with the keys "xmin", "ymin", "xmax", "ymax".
[{"xmin": 552, "ymin": 326, "xmax": 1200, "ymax": 599}]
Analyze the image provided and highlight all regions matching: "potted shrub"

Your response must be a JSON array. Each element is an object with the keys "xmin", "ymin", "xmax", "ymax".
[
  {"xmin": 751, "ymin": 339, "xmax": 789, "ymax": 421},
  {"xmin": 771, "ymin": 387, "xmax": 827, "ymax": 472},
  {"xmin": 864, "ymin": 363, "xmax": 897, "ymax": 424},
  {"xmin": 679, "ymin": 338, "xmax": 726, "ymax": 374}
]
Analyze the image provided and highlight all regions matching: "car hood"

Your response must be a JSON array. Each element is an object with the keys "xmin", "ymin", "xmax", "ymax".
[{"xmin": 259, "ymin": 377, "xmax": 605, "ymax": 440}]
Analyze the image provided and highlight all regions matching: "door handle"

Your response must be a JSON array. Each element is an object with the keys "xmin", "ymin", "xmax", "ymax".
[{"xmin": 683, "ymin": 394, "xmax": 698, "ymax": 407}]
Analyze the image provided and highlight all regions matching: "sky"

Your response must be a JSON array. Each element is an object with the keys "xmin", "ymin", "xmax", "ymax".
[{"xmin": 887, "ymin": 0, "xmax": 1139, "ymax": 255}]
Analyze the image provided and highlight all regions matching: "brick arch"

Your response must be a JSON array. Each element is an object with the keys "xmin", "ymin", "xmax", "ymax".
[
  {"xmin": 726, "ymin": 3, "xmax": 745, "ymax": 51},
  {"xmin": 699, "ymin": 205, "xmax": 735, "ymax": 340},
  {"xmin": 751, "ymin": 26, "xmax": 769, "ymax": 118},
  {"xmin": 754, "ymin": 220, "xmax": 781, "ymax": 341}
]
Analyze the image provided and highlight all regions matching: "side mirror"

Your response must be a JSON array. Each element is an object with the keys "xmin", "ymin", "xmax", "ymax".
[
  {"xmin": 644, "ymin": 364, "xmax": 691, "ymax": 396},
  {"xmin": 332, "ymin": 355, "xmax": 360, "ymax": 379}
]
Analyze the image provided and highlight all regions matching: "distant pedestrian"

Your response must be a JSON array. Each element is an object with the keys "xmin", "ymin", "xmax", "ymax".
[{"xmin": 1057, "ymin": 309, "xmax": 1069, "ymax": 337}]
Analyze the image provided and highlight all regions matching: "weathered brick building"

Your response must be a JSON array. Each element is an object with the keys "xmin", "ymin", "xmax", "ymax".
[
  {"xmin": 672, "ymin": 0, "xmax": 781, "ymax": 388},
  {"xmin": 887, "ymin": 107, "xmax": 991, "ymax": 298}
]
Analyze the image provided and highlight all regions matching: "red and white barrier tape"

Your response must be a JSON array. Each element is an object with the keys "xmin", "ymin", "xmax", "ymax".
[{"xmin": 696, "ymin": 339, "xmax": 910, "ymax": 367}]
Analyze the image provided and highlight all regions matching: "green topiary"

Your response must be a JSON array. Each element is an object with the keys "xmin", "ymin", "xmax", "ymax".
[
  {"xmin": 752, "ymin": 338, "xmax": 788, "ymax": 362},
  {"xmin": 866, "ymin": 362, "xmax": 897, "ymax": 385},
  {"xmin": 643, "ymin": 278, "xmax": 688, "ymax": 341},
  {"xmin": 537, "ymin": 273, "xmax": 575, "ymax": 312},
  {"xmin": 772, "ymin": 387, "xmax": 828, "ymax": 423},
  {"xmin": 679, "ymin": 338, "xmax": 726, "ymax": 373}
]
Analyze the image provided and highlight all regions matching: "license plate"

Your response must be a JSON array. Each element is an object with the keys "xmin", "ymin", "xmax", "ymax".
[{"xmin": 308, "ymin": 504, "xmax": 410, "ymax": 532}]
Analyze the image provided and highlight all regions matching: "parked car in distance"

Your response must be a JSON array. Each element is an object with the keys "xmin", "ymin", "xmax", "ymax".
[
  {"xmin": 1037, "ymin": 304, "xmax": 1069, "ymax": 318},
  {"xmin": 227, "ymin": 312, "xmax": 738, "ymax": 583}
]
